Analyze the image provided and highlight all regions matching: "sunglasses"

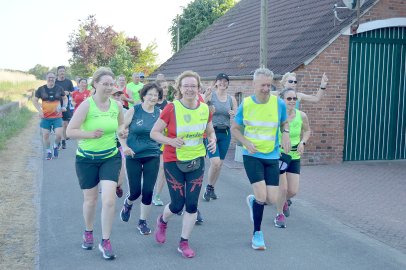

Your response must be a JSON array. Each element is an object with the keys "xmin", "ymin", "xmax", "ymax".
[
  {"xmin": 288, "ymin": 80, "xmax": 298, "ymax": 84},
  {"xmin": 286, "ymin": 97, "xmax": 298, "ymax": 101}
]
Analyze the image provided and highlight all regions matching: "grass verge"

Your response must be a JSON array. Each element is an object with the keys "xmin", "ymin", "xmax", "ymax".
[{"xmin": 0, "ymin": 105, "xmax": 34, "ymax": 151}]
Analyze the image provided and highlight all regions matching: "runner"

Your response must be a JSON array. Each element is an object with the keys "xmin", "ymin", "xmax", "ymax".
[
  {"xmin": 66, "ymin": 67, "xmax": 125, "ymax": 260},
  {"xmin": 202, "ymin": 73, "xmax": 237, "ymax": 201},
  {"xmin": 71, "ymin": 78, "xmax": 91, "ymax": 112},
  {"xmin": 126, "ymin": 72, "xmax": 144, "ymax": 107},
  {"xmin": 152, "ymin": 79, "xmax": 169, "ymax": 206},
  {"xmin": 278, "ymin": 88, "xmax": 311, "ymax": 219},
  {"xmin": 119, "ymin": 83, "xmax": 162, "ymax": 235},
  {"xmin": 150, "ymin": 70, "xmax": 216, "ymax": 258},
  {"xmin": 231, "ymin": 67, "xmax": 290, "ymax": 250},
  {"xmin": 32, "ymin": 72, "xmax": 67, "ymax": 160},
  {"xmin": 54, "ymin": 66, "xmax": 74, "ymax": 149}
]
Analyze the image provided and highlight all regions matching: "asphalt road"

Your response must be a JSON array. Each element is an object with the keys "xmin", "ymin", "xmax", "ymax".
[{"xmin": 37, "ymin": 139, "xmax": 406, "ymax": 270}]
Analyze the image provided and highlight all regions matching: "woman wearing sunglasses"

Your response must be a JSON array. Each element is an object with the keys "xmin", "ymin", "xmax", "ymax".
[
  {"xmin": 276, "ymin": 72, "xmax": 328, "ymax": 106},
  {"xmin": 277, "ymin": 88, "xmax": 311, "ymax": 223}
]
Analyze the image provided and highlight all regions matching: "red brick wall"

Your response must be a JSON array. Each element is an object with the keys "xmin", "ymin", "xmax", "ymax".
[{"xmin": 200, "ymin": 0, "xmax": 404, "ymax": 164}]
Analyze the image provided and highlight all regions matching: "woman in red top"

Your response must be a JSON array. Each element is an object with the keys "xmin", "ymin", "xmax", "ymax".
[
  {"xmin": 71, "ymin": 78, "xmax": 91, "ymax": 112},
  {"xmin": 150, "ymin": 70, "xmax": 216, "ymax": 258}
]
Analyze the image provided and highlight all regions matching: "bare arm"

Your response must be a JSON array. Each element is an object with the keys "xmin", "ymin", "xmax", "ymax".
[
  {"xmin": 229, "ymin": 95, "xmax": 238, "ymax": 118},
  {"xmin": 205, "ymin": 121, "xmax": 217, "ymax": 154},
  {"xmin": 280, "ymin": 120, "xmax": 291, "ymax": 153},
  {"xmin": 118, "ymin": 107, "xmax": 134, "ymax": 156},
  {"xmin": 32, "ymin": 97, "xmax": 43, "ymax": 118},
  {"xmin": 297, "ymin": 111, "xmax": 311, "ymax": 155},
  {"xmin": 297, "ymin": 73, "xmax": 328, "ymax": 103}
]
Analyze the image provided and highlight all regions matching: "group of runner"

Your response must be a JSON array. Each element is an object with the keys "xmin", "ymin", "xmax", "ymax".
[{"xmin": 33, "ymin": 66, "xmax": 328, "ymax": 259}]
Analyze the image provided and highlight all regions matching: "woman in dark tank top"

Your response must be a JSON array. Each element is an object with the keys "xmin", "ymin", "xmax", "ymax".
[{"xmin": 202, "ymin": 73, "xmax": 237, "ymax": 201}]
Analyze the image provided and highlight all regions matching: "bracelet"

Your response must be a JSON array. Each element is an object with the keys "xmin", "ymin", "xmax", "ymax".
[{"xmin": 320, "ymin": 86, "xmax": 326, "ymax": 90}]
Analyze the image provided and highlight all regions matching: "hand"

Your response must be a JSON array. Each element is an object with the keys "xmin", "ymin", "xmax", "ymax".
[
  {"xmin": 281, "ymin": 132, "xmax": 291, "ymax": 153},
  {"xmin": 118, "ymin": 128, "xmax": 128, "ymax": 139},
  {"xmin": 61, "ymin": 107, "xmax": 67, "ymax": 112},
  {"xmin": 123, "ymin": 146, "xmax": 135, "ymax": 158},
  {"xmin": 90, "ymin": 129, "xmax": 104, "ymax": 139},
  {"xmin": 209, "ymin": 105, "xmax": 216, "ymax": 114},
  {"xmin": 204, "ymin": 87, "xmax": 212, "ymax": 100},
  {"xmin": 297, "ymin": 142, "xmax": 305, "ymax": 155},
  {"xmin": 207, "ymin": 137, "xmax": 217, "ymax": 154},
  {"xmin": 320, "ymin": 72, "xmax": 328, "ymax": 88},
  {"xmin": 244, "ymin": 141, "xmax": 257, "ymax": 154},
  {"xmin": 169, "ymin": 137, "xmax": 185, "ymax": 148},
  {"xmin": 228, "ymin": 110, "xmax": 235, "ymax": 118}
]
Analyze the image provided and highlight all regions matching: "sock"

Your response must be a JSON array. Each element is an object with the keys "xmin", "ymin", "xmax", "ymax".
[
  {"xmin": 160, "ymin": 216, "xmax": 167, "ymax": 224},
  {"xmin": 46, "ymin": 149, "xmax": 51, "ymax": 153},
  {"xmin": 85, "ymin": 230, "xmax": 93, "ymax": 233},
  {"xmin": 253, "ymin": 200, "xmax": 265, "ymax": 233},
  {"xmin": 180, "ymin": 237, "xmax": 188, "ymax": 242},
  {"xmin": 139, "ymin": 219, "xmax": 146, "ymax": 225},
  {"xmin": 54, "ymin": 143, "xmax": 58, "ymax": 148},
  {"xmin": 207, "ymin": 184, "xmax": 214, "ymax": 189}
]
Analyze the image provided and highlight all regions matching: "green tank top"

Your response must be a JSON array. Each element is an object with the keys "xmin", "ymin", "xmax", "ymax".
[
  {"xmin": 280, "ymin": 109, "xmax": 302, "ymax": 160},
  {"xmin": 77, "ymin": 97, "xmax": 119, "ymax": 159}
]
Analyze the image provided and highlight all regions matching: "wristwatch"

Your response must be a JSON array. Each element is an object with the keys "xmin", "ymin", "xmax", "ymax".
[
  {"xmin": 282, "ymin": 129, "xmax": 290, "ymax": 133},
  {"xmin": 300, "ymin": 141, "xmax": 306, "ymax": 145}
]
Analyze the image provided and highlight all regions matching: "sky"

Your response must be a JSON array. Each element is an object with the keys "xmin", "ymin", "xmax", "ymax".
[{"xmin": 0, "ymin": 0, "xmax": 194, "ymax": 71}]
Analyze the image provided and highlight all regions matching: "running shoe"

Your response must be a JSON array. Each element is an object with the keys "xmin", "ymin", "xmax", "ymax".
[
  {"xmin": 274, "ymin": 213, "xmax": 286, "ymax": 228},
  {"xmin": 120, "ymin": 199, "xmax": 132, "ymax": 222},
  {"xmin": 155, "ymin": 215, "xmax": 167, "ymax": 244},
  {"xmin": 137, "ymin": 220, "xmax": 152, "ymax": 235},
  {"xmin": 53, "ymin": 147, "xmax": 59, "ymax": 158},
  {"xmin": 81, "ymin": 231, "xmax": 94, "ymax": 250},
  {"xmin": 98, "ymin": 239, "xmax": 116, "ymax": 260},
  {"xmin": 283, "ymin": 201, "xmax": 290, "ymax": 217},
  {"xmin": 178, "ymin": 241, "xmax": 195, "ymax": 258},
  {"xmin": 195, "ymin": 209, "xmax": 203, "ymax": 225},
  {"xmin": 46, "ymin": 152, "xmax": 52, "ymax": 160},
  {"xmin": 210, "ymin": 187, "xmax": 218, "ymax": 200},
  {"xmin": 152, "ymin": 194, "xmax": 164, "ymax": 206},
  {"xmin": 202, "ymin": 186, "xmax": 211, "ymax": 201},
  {"xmin": 116, "ymin": 186, "xmax": 123, "ymax": 198},
  {"xmin": 246, "ymin": 194, "xmax": 255, "ymax": 223},
  {"xmin": 251, "ymin": 231, "xmax": 266, "ymax": 250},
  {"xmin": 61, "ymin": 140, "xmax": 66, "ymax": 149}
]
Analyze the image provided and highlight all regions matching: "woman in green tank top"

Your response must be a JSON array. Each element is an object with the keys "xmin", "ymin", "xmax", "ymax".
[
  {"xmin": 277, "ymin": 88, "xmax": 311, "ymax": 220},
  {"xmin": 67, "ymin": 67, "xmax": 125, "ymax": 260}
]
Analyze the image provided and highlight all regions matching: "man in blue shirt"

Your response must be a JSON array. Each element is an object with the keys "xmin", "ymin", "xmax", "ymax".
[{"xmin": 231, "ymin": 67, "xmax": 290, "ymax": 250}]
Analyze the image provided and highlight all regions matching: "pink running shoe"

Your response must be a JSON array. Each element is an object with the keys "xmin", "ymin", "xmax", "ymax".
[
  {"xmin": 178, "ymin": 241, "xmax": 195, "ymax": 258},
  {"xmin": 155, "ymin": 215, "xmax": 167, "ymax": 244}
]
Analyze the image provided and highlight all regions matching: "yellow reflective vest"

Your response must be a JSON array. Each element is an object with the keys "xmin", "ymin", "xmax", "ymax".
[
  {"xmin": 243, "ymin": 95, "xmax": 279, "ymax": 153},
  {"xmin": 173, "ymin": 100, "xmax": 209, "ymax": 161}
]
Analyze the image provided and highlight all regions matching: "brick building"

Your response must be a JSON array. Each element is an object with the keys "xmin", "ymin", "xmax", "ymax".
[{"xmin": 151, "ymin": 0, "xmax": 406, "ymax": 164}]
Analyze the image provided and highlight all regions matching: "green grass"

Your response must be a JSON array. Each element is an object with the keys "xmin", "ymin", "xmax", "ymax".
[
  {"xmin": 0, "ymin": 80, "xmax": 43, "ymax": 105},
  {"xmin": 0, "ymin": 105, "xmax": 34, "ymax": 150}
]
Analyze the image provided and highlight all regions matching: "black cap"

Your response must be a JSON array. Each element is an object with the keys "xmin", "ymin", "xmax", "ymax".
[{"xmin": 216, "ymin": 73, "xmax": 229, "ymax": 82}]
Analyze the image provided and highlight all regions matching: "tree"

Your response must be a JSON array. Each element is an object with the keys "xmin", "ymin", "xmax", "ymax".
[
  {"xmin": 28, "ymin": 64, "xmax": 49, "ymax": 80},
  {"xmin": 169, "ymin": 0, "xmax": 236, "ymax": 52},
  {"xmin": 67, "ymin": 15, "xmax": 157, "ymax": 78}
]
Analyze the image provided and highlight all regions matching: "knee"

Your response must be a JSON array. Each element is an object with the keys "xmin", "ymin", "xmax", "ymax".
[
  {"xmin": 84, "ymin": 196, "xmax": 97, "ymax": 207},
  {"xmin": 169, "ymin": 202, "xmax": 184, "ymax": 214},
  {"xmin": 185, "ymin": 202, "xmax": 198, "ymax": 214},
  {"xmin": 102, "ymin": 197, "xmax": 115, "ymax": 209},
  {"xmin": 141, "ymin": 191, "xmax": 153, "ymax": 205},
  {"xmin": 210, "ymin": 159, "xmax": 222, "ymax": 170}
]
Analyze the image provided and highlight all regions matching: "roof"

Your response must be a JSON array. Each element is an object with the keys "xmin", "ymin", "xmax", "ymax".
[{"xmin": 152, "ymin": 0, "xmax": 377, "ymax": 79}]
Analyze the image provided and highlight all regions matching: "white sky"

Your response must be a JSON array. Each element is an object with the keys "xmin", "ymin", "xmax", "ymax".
[{"xmin": 0, "ymin": 0, "xmax": 194, "ymax": 71}]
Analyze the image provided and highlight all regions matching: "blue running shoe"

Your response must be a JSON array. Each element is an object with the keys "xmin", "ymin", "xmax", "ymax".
[
  {"xmin": 246, "ymin": 194, "xmax": 255, "ymax": 223},
  {"xmin": 120, "ymin": 199, "xmax": 132, "ymax": 222},
  {"xmin": 46, "ymin": 152, "xmax": 52, "ymax": 160},
  {"xmin": 251, "ymin": 231, "xmax": 266, "ymax": 250},
  {"xmin": 53, "ymin": 146, "xmax": 59, "ymax": 158}
]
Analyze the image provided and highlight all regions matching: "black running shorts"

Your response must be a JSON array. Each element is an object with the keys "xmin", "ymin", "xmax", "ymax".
[{"xmin": 243, "ymin": 155, "xmax": 279, "ymax": 186}]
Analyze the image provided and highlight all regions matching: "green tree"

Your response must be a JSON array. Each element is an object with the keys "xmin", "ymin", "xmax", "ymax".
[
  {"xmin": 67, "ymin": 15, "xmax": 156, "ymax": 78},
  {"xmin": 28, "ymin": 64, "xmax": 49, "ymax": 80},
  {"xmin": 169, "ymin": 0, "xmax": 236, "ymax": 52}
]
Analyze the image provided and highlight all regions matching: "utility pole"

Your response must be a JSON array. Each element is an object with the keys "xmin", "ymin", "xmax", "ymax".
[
  {"xmin": 177, "ymin": 16, "xmax": 180, "ymax": 52},
  {"xmin": 259, "ymin": 0, "xmax": 268, "ymax": 68}
]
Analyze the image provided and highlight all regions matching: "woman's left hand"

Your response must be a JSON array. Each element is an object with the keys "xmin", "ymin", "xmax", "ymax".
[
  {"xmin": 297, "ymin": 142, "xmax": 305, "ymax": 155},
  {"xmin": 320, "ymin": 73, "xmax": 328, "ymax": 88},
  {"xmin": 207, "ymin": 137, "xmax": 217, "ymax": 154},
  {"xmin": 228, "ymin": 110, "xmax": 235, "ymax": 117}
]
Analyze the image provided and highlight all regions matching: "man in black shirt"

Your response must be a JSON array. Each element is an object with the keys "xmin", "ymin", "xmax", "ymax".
[{"xmin": 55, "ymin": 66, "xmax": 74, "ymax": 149}]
